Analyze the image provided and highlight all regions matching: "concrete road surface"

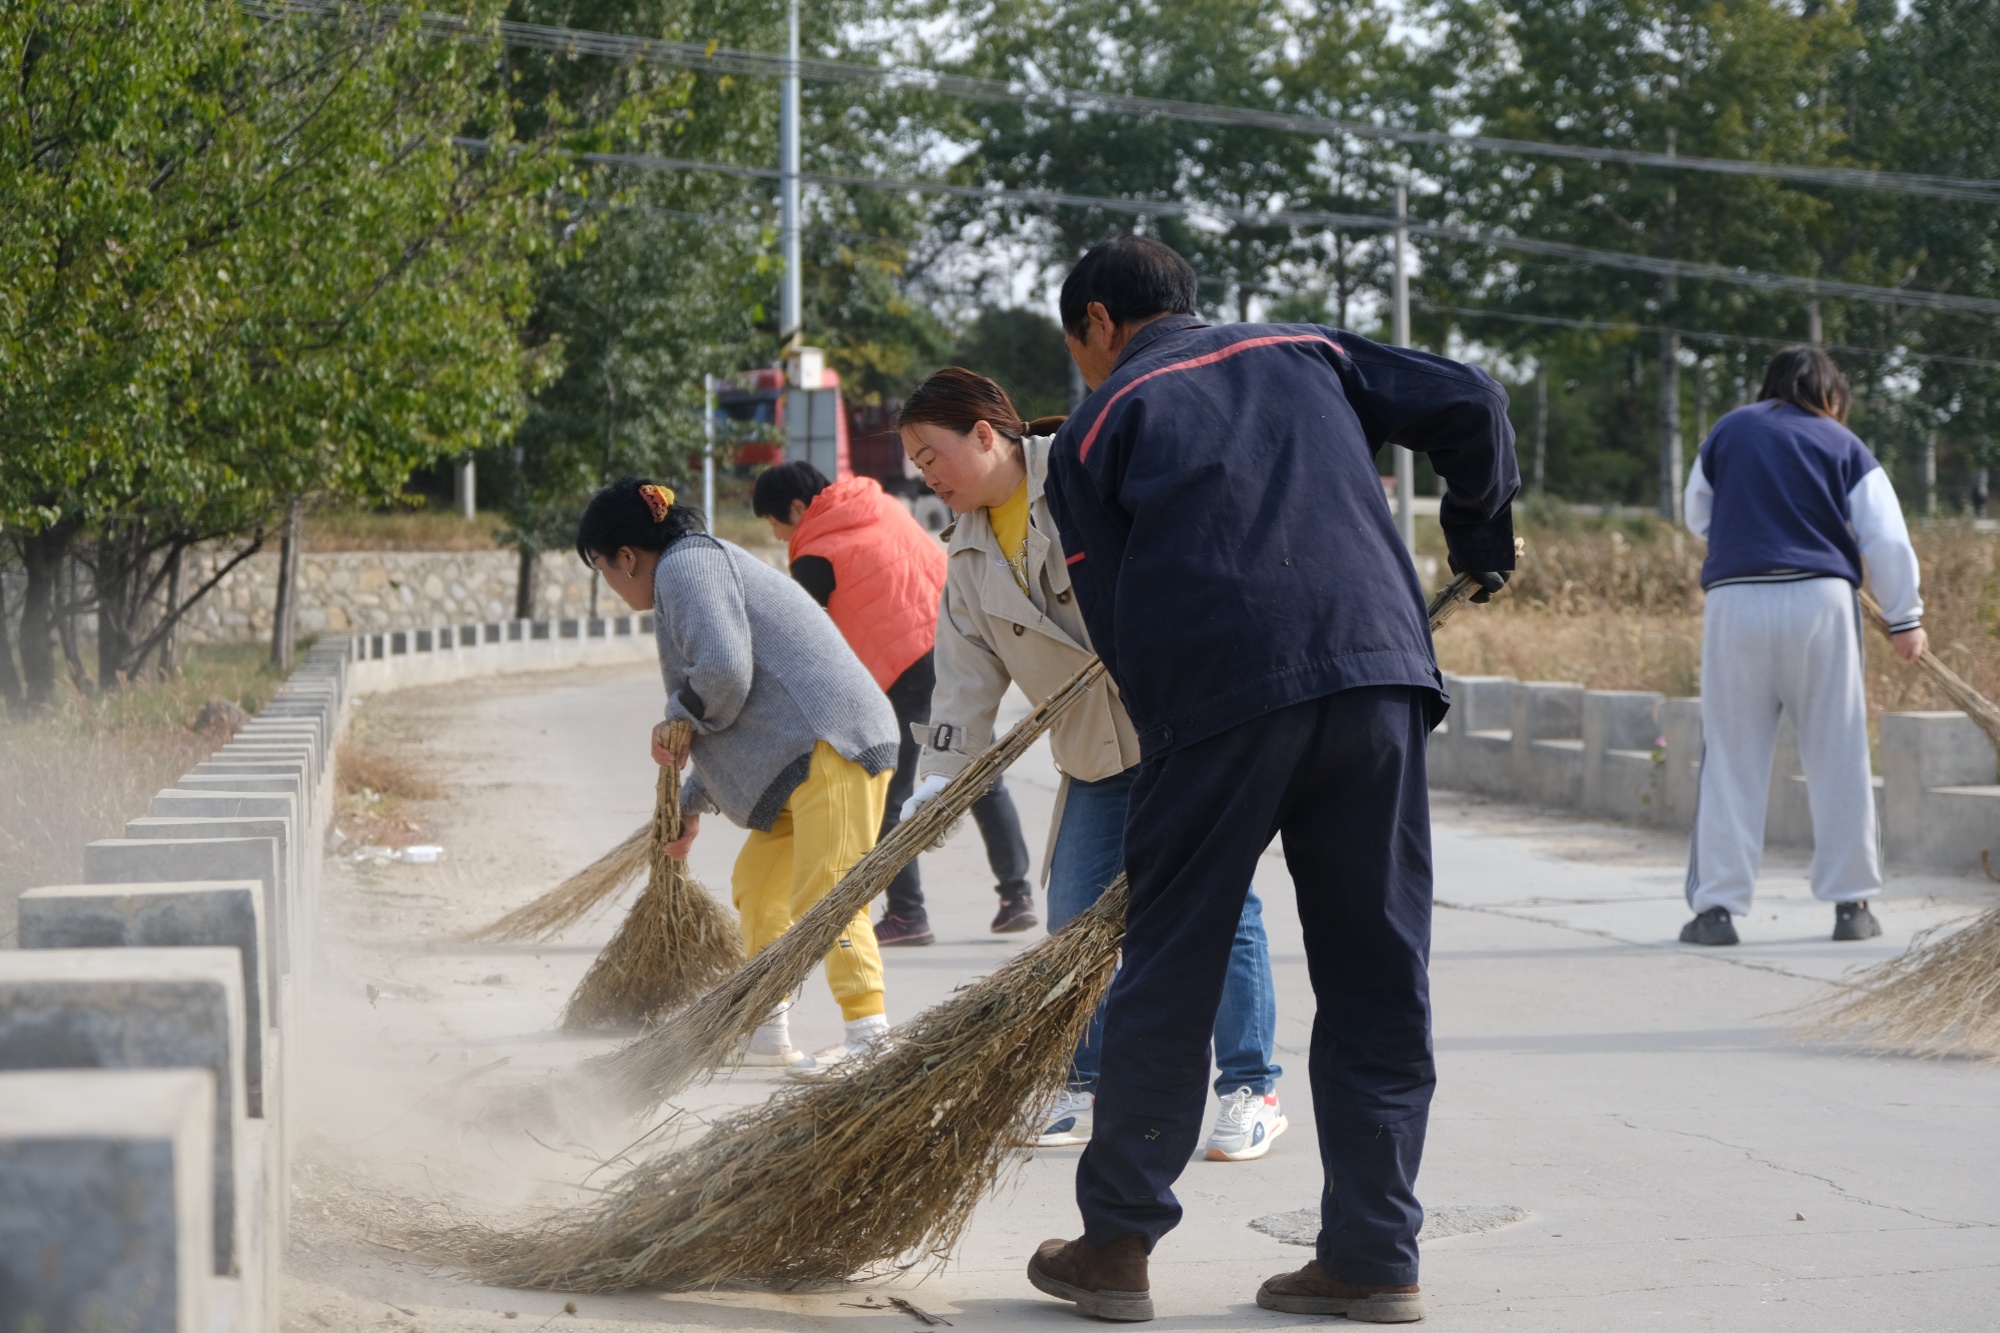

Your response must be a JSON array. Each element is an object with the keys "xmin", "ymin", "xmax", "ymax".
[{"xmin": 286, "ymin": 661, "xmax": 1999, "ymax": 1332}]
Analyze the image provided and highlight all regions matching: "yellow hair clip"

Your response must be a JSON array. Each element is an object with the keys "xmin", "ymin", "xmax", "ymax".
[{"xmin": 639, "ymin": 483, "xmax": 675, "ymax": 522}]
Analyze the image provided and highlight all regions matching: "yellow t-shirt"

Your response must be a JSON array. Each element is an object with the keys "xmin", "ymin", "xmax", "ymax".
[{"xmin": 988, "ymin": 480, "xmax": 1033, "ymax": 597}]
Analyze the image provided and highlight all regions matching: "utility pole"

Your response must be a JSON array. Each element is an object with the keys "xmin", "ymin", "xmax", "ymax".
[
  {"xmin": 779, "ymin": 0, "xmax": 803, "ymax": 352},
  {"xmin": 1533, "ymin": 365, "xmax": 1548, "ymax": 496},
  {"xmin": 453, "ymin": 456, "xmax": 476, "ymax": 520},
  {"xmin": 1807, "ymin": 300, "xmax": 1823, "ymax": 347},
  {"xmin": 702, "ymin": 374, "xmax": 718, "ymax": 522},
  {"xmin": 1923, "ymin": 431, "xmax": 1939, "ymax": 517},
  {"xmin": 1392, "ymin": 184, "xmax": 1415, "ymax": 553},
  {"xmin": 1658, "ymin": 129, "xmax": 1683, "ymax": 525}
]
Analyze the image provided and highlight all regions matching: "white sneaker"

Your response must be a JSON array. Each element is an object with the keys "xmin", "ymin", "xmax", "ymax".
[
  {"xmin": 786, "ymin": 1041, "xmax": 852, "ymax": 1081},
  {"xmin": 1204, "ymin": 1086, "xmax": 1287, "ymax": 1161},
  {"xmin": 786, "ymin": 1015, "xmax": 889, "ymax": 1082},
  {"xmin": 740, "ymin": 1011, "xmax": 807, "ymax": 1067},
  {"xmin": 740, "ymin": 1039, "xmax": 809, "ymax": 1067},
  {"xmin": 1035, "ymin": 1088, "xmax": 1095, "ymax": 1147}
]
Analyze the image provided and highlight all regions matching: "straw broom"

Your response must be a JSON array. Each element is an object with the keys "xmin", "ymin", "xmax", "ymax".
[
  {"xmin": 1798, "ymin": 912, "xmax": 2000, "ymax": 1059},
  {"xmin": 467, "ymin": 827, "xmax": 651, "ymax": 945},
  {"xmin": 1794, "ymin": 590, "xmax": 2000, "ymax": 1059},
  {"xmin": 559, "ymin": 724, "xmax": 743, "ymax": 1030},
  {"xmin": 571, "ymin": 658, "xmax": 1109, "ymax": 1119},
  {"xmin": 430, "ymin": 573, "xmax": 1499, "ymax": 1289},
  {"xmin": 429, "ymin": 878, "xmax": 1128, "ymax": 1291}
]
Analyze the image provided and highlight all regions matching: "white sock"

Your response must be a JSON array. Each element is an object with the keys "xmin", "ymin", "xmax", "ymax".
[
  {"xmin": 844, "ymin": 1013, "xmax": 889, "ymax": 1054},
  {"xmin": 748, "ymin": 1009, "xmax": 792, "ymax": 1055}
]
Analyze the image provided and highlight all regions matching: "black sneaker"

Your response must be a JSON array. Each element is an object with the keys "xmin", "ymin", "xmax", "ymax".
[
  {"xmin": 1679, "ymin": 906, "xmax": 1739, "ymax": 946},
  {"xmin": 874, "ymin": 912, "xmax": 935, "ymax": 947},
  {"xmin": 1833, "ymin": 901, "xmax": 1883, "ymax": 941},
  {"xmin": 991, "ymin": 894, "xmax": 1039, "ymax": 934}
]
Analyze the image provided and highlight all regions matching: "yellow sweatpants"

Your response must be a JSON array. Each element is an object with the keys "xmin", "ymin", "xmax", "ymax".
[{"xmin": 731, "ymin": 742, "xmax": 889, "ymax": 1021}]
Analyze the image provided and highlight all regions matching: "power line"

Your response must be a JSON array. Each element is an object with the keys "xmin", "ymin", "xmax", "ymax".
[
  {"xmin": 501, "ymin": 141, "xmax": 2000, "ymax": 318},
  {"xmin": 1417, "ymin": 301, "xmax": 2000, "ymax": 371},
  {"xmin": 560, "ymin": 187, "xmax": 2000, "ymax": 372},
  {"xmin": 252, "ymin": 0, "xmax": 2000, "ymax": 205}
]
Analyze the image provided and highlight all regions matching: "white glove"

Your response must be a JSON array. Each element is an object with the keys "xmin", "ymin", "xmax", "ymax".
[{"xmin": 900, "ymin": 773, "xmax": 951, "ymax": 823}]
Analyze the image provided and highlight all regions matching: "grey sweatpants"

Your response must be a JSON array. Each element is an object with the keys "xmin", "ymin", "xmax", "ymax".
[{"xmin": 1686, "ymin": 578, "xmax": 1882, "ymax": 915}]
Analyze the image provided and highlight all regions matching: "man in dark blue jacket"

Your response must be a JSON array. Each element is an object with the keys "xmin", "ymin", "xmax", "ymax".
[{"xmin": 1025, "ymin": 236, "xmax": 1517, "ymax": 1325}]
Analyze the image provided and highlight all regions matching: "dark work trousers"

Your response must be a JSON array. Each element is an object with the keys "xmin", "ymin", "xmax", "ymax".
[
  {"xmin": 881, "ymin": 652, "xmax": 1033, "ymax": 919},
  {"xmin": 1077, "ymin": 685, "xmax": 1437, "ymax": 1287}
]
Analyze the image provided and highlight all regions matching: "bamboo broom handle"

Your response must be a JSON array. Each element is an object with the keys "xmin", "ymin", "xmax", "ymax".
[
  {"xmin": 655, "ymin": 720, "xmax": 693, "ymax": 847},
  {"xmin": 1427, "ymin": 539, "xmax": 1524, "ymax": 634},
  {"xmin": 1856, "ymin": 589, "xmax": 2000, "ymax": 753}
]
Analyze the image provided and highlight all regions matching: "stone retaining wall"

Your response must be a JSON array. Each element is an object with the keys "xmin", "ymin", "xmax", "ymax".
[
  {"xmin": 6, "ymin": 543, "xmax": 790, "ymax": 652},
  {"xmin": 176, "ymin": 548, "xmax": 603, "ymax": 643}
]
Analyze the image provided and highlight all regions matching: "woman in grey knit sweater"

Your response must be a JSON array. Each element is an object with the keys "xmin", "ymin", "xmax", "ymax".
[{"xmin": 579, "ymin": 477, "xmax": 900, "ymax": 1072}]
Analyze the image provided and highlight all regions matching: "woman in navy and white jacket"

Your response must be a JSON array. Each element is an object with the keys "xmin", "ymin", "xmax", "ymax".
[{"xmin": 1679, "ymin": 346, "xmax": 1927, "ymax": 947}]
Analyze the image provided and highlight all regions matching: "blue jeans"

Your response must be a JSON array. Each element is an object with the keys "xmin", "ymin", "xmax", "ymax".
[{"xmin": 1047, "ymin": 768, "xmax": 1282, "ymax": 1097}]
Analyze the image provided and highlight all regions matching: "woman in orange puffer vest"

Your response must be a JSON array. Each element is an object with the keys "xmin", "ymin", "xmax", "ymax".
[{"xmin": 754, "ymin": 462, "xmax": 1034, "ymax": 945}]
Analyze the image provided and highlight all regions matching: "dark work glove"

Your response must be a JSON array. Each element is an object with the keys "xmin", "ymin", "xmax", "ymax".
[{"xmin": 1447, "ymin": 553, "xmax": 1511, "ymax": 604}]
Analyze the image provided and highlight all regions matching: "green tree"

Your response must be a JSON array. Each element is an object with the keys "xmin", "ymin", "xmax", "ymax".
[
  {"xmin": 953, "ymin": 307, "xmax": 1072, "ymax": 421},
  {"xmin": 1831, "ymin": 0, "xmax": 2000, "ymax": 505},
  {"xmin": 491, "ymin": 0, "xmax": 956, "ymax": 588},
  {"xmin": 1, "ymin": 0, "xmax": 562, "ymax": 699},
  {"xmin": 1421, "ymin": 0, "xmax": 1855, "ymax": 511}
]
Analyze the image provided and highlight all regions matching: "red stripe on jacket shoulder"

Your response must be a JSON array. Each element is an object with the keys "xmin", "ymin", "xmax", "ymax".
[
  {"xmin": 1075, "ymin": 333, "xmax": 1346, "ymax": 462},
  {"xmin": 1065, "ymin": 551, "xmax": 1086, "ymax": 566}
]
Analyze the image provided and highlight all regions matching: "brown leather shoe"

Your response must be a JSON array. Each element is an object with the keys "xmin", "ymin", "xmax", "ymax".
[
  {"xmin": 1027, "ymin": 1233, "xmax": 1154, "ymax": 1321},
  {"xmin": 1256, "ymin": 1260, "xmax": 1426, "ymax": 1322}
]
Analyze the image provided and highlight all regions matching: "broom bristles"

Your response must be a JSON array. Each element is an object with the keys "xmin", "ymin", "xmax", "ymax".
[
  {"xmin": 425, "ymin": 879, "xmax": 1128, "ymax": 1291},
  {"xmin": 559, "ymin": 860, "xmax": 740, "ymax": 1029},
  {"xmin": 561, "ymin": 736, "xmax": 742, "ymax": 1030},
  {"xmin": 570, "ymin": 659, "xmax": 1110, "ymax": 1117},
  {"xmin": 1795, "ymin": 903, "xmax": 2000, "ymax": 1059},
  {"xmin": 466, "ymin": 824, "xmax": 652, "ymax": 944}
]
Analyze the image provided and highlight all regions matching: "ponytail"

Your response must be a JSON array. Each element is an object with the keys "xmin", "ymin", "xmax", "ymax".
[
  {"xmin": 1025, "ymin": 415, "xmax": 1068, "ymax": 437},
  {"xmin": 575, "ymin": 476, "xmax": 707, "ymax": 565}
]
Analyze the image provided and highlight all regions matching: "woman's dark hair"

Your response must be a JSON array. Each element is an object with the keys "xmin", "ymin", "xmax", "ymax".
[
  {"xmin": 575, "ymin": 476, "xmax": 706, "ymax": 565},
  {"xmin": 900, "ymin": 366, "xmax": 1029, "ymax": 440},
  {"xmin": 1758, "ymin": 346, "xmax": 1852, "ymax": 423},
  {"xmin": 1025, "ymin": 415, "xmax": 1068, "ymax": 436},
  {"xmin": 1058, "ymin": 235, "xmax": 1199, "ymax": 337},
  {"xmin": 751, "ymin": 461, "xmax": 832, "ymax": 520}
]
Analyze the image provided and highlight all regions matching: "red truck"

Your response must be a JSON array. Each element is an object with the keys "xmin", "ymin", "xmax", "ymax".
[{"xmin": 713, "ymin": 365, "xmax": 950, "ymax": 532}]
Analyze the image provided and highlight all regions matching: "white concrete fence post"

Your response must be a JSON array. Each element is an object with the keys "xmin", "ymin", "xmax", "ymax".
[{"xmin": 1427, "ymin": 673, "xmax": 1996, "ymax": 872}]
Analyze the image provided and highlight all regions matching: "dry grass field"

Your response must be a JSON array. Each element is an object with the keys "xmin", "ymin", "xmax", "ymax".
[
  {"xmin": 1430, "ymin": 505, "xmax": 2000, "ymax": 727},
  {"xmin": 0, "ymin": 643, "xmax": 280, "ymax": 931}
]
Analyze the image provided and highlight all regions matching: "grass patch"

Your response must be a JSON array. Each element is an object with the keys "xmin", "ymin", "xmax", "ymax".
[
  {"xmin": 0, "ymin": 642, "xmax": 283, "ymax": 936},
  {"xmin": 304, "ymin": 489, "xmax": 784, "ymax": 557},
  {"xmin": 702, "ymin": 473, "xmax": 782, "ymax": 552},
  {"xmin": 304, "ymin": 508, "xmax": 505, "ymax": 552},
  {"xmin": 333, "ymin": 740, "xmax": 441, "ymax": 849},
  {"xmin": 337, "ymin": 743, "xmax": 442, "ymax": 803}
]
